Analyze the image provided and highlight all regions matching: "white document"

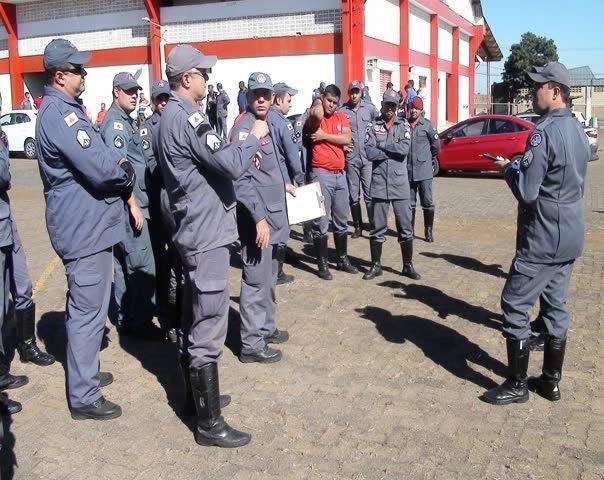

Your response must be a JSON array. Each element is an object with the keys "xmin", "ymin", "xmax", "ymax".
[{"xmin": 286, "ymin": 182, "xmax": 326, "ymax": 225}]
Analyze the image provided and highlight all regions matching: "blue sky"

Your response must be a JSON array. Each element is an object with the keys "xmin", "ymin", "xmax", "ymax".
[{"xmin": 476, "ymin": 0, "xmax": 604, "ymax": 93}]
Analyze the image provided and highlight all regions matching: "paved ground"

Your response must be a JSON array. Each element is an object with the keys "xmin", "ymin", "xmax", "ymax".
[{"xmin": 1, "ymin": 147, "xmax": 603, "ymax": 480}]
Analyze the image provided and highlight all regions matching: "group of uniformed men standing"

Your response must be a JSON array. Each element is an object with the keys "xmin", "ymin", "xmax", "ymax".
[{"xmin": 0, "ymin": 34, "xmax": 588, "ymax": 451}]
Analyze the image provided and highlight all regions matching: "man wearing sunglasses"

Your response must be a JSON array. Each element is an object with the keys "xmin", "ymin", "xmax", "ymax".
[
  {"xmin": 482, "ymin": 62, "xmax": 590, "ymax": 406},
  {"xmin": 99, "ymin": 72, "xmax": 159, "ymax": 341},
  {"xmin": 36, "ymin": 39, "xmax": 136, "ymax": 420},
  {"xmin": 158, "ymin": 44, "xmax": 269, "ymax": 448}
]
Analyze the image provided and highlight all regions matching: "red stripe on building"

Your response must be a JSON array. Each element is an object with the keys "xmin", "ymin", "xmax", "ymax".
[
  {"xmin": 430, "ymin": 14, "xmax": 439, "ymax": 123},
  {"xmin": 364, "ymin": 37, "xmax": 399, "ymax": 63},
  {"xmin": 0, "ymin": 2, "xmax": 23, "ymax": 109},
  {"xmin": 399, "ymin": 0, "xmax": 410, "ymax": 87},
  {"xmin": 144, "ymin": 0, "xmax": 162, "ymax": 81}
]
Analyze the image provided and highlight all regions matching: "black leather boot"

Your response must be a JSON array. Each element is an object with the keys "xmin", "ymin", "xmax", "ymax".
[
  {"xmin": 0, "ymin": 393, "xmax": 22, "ymax": 414},
  {"xmin": 313, "ymin": 234, "xmax": 332, "ymax": 280},
  {"xmin": 528, "ymin": 337, "xmax": 566, "ymax": 401},
  {"xmin": 350, "ymin": 203, "xmax": 363, "ymax": 239},
  {"xmin": 302, "ymin": 222, "xmax": 313, "ymax": 244},
  {"xmin": 180, "ymin": 356, "xmax": 230, "ymax": 417},
  {"xmin": 363, "ymin": 240, "xmax": 383, "ymax": 280},
  {"xmin": 16, "ymin": 304, "xmax": 55, "ymax": 366},
  {"xmin": 400, "ymin": 240, "xmax": 421, "ymax": 280},
  {"xmin": 334, "ymin": 232, "xmax": 358, "ymax": 274},
  {"xmin": 0, "ymin": 359, "xmax": 28, "ymax": 391},
  {"xmin": 411, "ymin": 208, "xmax": 416, "ymax": 236},
  {"xmin": 70, "ymin": 396, "xmax": 122, "ymax": 420},
  {"xmin": 276, "ymin": 245, "xmax": 294, "ymax": 285},
  {"xmin": 366, "ymin": 202, "xmax": 375, "ymax": 232},
  {"xmin": 528, "ymin": 333, "xmax": 546, "ymax": 351},
  {"xmin": 481, "ymin": 339, "xmax": 530, "ymax": 405},
  {"xmin": 190, "ymin": 363, "xmax": 251, "ymax": 448},
  {"xmin": 423, "ymin": 208, "xmax": 435, "ymax": 243}
]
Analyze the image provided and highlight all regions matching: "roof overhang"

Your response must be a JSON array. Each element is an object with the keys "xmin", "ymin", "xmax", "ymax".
[{"xmin": 477, "ymin": 19, "xmax": 503, "ymax": 61}]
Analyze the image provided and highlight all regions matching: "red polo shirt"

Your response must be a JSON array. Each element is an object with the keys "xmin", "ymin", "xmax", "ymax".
[{"xmin": 311, "ymin": 112, "xmax": 349, "ymax": 172}]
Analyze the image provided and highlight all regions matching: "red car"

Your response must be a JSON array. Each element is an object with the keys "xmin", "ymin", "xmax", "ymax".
[{"xmin": 435, "ymin": 115, "xmax": 535, "ymax": 175}]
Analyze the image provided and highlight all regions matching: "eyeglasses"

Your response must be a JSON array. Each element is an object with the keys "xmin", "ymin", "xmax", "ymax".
[
  {"xmin": 187, "ymin": 70, "xmax": 209, "ymax": 81},
  {"xmin": 61, "ymin": 65, "xmax": 87, "ymax": 76}
]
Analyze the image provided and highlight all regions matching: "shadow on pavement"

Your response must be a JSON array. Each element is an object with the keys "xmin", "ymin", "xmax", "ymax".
[
  {"xmin": 421, "ymin": 252, "xmax": 508, "ymax": 279},
  {"xmin": 0, "ymin": 411, "xmax": 16, "ymax": 480},
  {"xmin": 356, "ymin": 306, "xmax": 505, "ymax": 389}
]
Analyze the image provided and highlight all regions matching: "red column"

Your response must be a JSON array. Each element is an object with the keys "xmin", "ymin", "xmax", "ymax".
[
  {"xmin": 144, "ymin": 0, "xmax": 162, "ymax": 81},
  {"xmin": 468, "ymin": 25, "xmax": 484, "ymax": 117},
  {"xmin": 342, "ymin": 0, "xmax": 365, "ymax": 90},
  {"xmin": 447, "ymin": 26, "xmax": 459, "ymax": 123},
  {"xmin": 399, "ymin": 0, "xmax": 409, "ymax": 88},
  {"xmin": 429, "ymin": 14, "xmax": 439, "ymax": 123},
  {"xmin": 0, "ymin": 2, "xmax": 23, "ymax": 109}
]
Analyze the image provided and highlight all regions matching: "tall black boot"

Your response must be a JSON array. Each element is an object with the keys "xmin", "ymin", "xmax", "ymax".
[
  {"xmin": 180, "ymin": 356, "xmax": 230, "ymax": 417},
  {"xmin": 366, "ymin": 202, "xmax": 375, "ymax": 232},
  {"xmin": 350, "ymin": 203, "xmax": 363, "ymax": 239},
  {"xmin": 423, "ymin": 208, "xmax": 435, "ymax": 243},
  {"xmin": 313, "ymin": 234, "xmax": 332, "ymax": 280},
  {"xmin": 411, "ymin": 208, "xmax": 416, "ymax": 236},
  {"xmin": 400, "ymin": 240, "xmax": 421, "ymax": 280},
  {"xmin": 190, "ymin": 364, "xmax": 250, "ymax": 448},
  {"xmin": 302, "ymin": 222, "xmax": 313, "ymax": 244},
  {"xmin": 276, "ymin": 244, "xmax": 294, "ymax": 285},
  {"xmin": 528, "ymin": 337, "xmax": 566, "ymax": 401},
  {"xmin": 363, "ymin": 240, "xmax": 383, "ymax": 280},
  {"xmin": 16, "ymin": 304, "xmax": 55, "ymax": 366},
  {"xmin": 481, "ymin": 339, "xmax": 530, "ymax": 405},
  {"xmin": 334, "ymin": 232, "xmax": 358, "ymax": 274}
]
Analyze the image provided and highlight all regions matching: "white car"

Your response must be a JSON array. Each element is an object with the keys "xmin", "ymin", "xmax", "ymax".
[{"xmin": 0, "ymin": 109, "xmax": 37, "ymax": 159}]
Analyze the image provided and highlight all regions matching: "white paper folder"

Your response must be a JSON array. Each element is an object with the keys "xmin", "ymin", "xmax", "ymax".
[{"xmin": 286, "ymin": 182, "xmax": 326, "ymax": 225}]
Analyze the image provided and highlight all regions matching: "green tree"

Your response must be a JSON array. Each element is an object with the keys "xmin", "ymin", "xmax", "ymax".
[{"xmin": 501, "ymin": 32, "xmax": 558, "ymax": 102}]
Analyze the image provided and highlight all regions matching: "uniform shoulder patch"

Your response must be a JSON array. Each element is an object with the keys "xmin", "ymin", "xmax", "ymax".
[
  {"xmin": 239, "ymin": 131, "xmax": 249, "ymax": 141},
  {"xmin": 139, "ymin": 127, "xmax": 148, "ymax": 136},
  {"xmin": 434, "ymin": 133, "xmax": 439, "ymax": 140},
  {"xmin": 77, "ymin": 129, "xmax": 91, "ymax": 149},
  {"xmin": 114, "ymin": 135, "xmax": 124, "ymax": 149},
  {"xmin": 188, "ymin": 112, "xmax": 204, "ymax": 128},
  {"xmin": 64, "ymin": 112, "xmax": 78, "ymax": 127},
  {"xmin": 142, "ymin": 139, "xmax": 150, "ymax": 150},
  {"xmin": 287, "ymin": 123, "xmax": 293, "ymax": 131},
  {"xmin": 113, "ymin": 121, "xmax": 124, "ymax": 131},
  {"xmin": 521, "ymin": 150, "xmax": 534, "ymax": 169},
  {"xmin": 529, "ymin": 132, "xmax": 543, "ymax": 147},
  {"xmin": 206, "ymin": 133, "xmax": 222, "ymax": 152},
  {"xmin": 405, "ymin": 131, "xmax": 411, "ymax": 139}
]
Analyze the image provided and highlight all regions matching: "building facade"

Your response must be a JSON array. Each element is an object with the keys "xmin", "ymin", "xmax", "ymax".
[{"xmin": 0, "ymin": 0, "xmax": 501, "ymax": 129}]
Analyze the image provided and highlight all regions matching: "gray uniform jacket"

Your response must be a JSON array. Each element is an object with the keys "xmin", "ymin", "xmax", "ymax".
[
  {"xmin": 36, "ymin": 86, "xmax": 132, "ymax": 260},
  {"xmin": 100, "ymin": 103, "xmax": 150, "ymax": 217},
  {"xmin": 216, "ymin": 92, "xmax": 230, "ymax": 118},
  {"xmin": 0, "ymin": 143, "xmax": 13, "ymax": 248},
  {"xmin": 294, "ymin": 110, "xmax": 310, "ymax": 173},
  {"xmin": 408, "ymin": 116, "xmax": 440, "ymax": 182},
  {"xmin": 141, "ymin": 111, "xmax": 160, "ymax": 178},
  {"xmin": 157, "ymin": 92, "xmax": 260, "ymax": 265},
  {"xmin": 231, "ymin": 112, "xmax": 289, "ymax": 246},
  {"xmin": 338, "ymin": 100, "xmax": 378, "ymax": 165},
  {"xmin": 365, "ymin": 117, "xmax": 411, "ymax": 200},
  {"xmin": 268, "ymin": 107, "xmax": 304, "ymax": 184},
  {"xmin": 504, "ymin": 108, "xmax": 589, "ymax": 264}
]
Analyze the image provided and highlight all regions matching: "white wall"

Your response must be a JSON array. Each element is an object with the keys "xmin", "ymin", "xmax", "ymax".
[
  {"xmin": 365, "ymin": 0, "xmax": 400, "ymax": 45},
  {"xmin": 458, "ymin": 74, "xmax": 469, "ymax": 121},
  {"xmin": 409, "ymin": 4, "xmax": 431, "ymax": 54},
  {"xmin": 0, "ymin": 75, "xmax": 11, "ymax": 111},
  {"xmin": 443, "ymin": 0, "xmax": 476, "ymax": 24},
  {"xmin": 365, "ymin": 58, "xmax": 401, "ymax": 107},
  {"xmin": 209, "ymin": 53, "xmax": 342, "ymax": 128},
  {"xmin": 438, "ymin": 20, "xmax": 453, "ymax": 62},
  {"xmin": 438, "ymin": 70, "xmax": 447, "ymax": 128},
  {"xmin": 459, "ymin": 33, "xmax": 470, "ymax": 66}
]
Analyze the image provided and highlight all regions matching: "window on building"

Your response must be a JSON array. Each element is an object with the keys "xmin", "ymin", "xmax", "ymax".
[
  {"xmin": 595, "ymin": 86, "xmax": 604, "ymax": 93},
  {"xmin": 570, "ymin": 86, "xmax": 582, "ymax": 94},
  {"xmin": 380, "ymin": 70, "xmax": 392, "ymax": 96}
]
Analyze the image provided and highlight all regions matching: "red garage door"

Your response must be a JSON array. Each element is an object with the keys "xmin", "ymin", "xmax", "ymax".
[{"xmin": 380, "ymin": 70, "xmax": 392, "ymax": 95}]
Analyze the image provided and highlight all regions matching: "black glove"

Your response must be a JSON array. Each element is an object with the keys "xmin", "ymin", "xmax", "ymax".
[{"xmin": 119, "ymin": 159, "xmax": 136, "ymax": 190}]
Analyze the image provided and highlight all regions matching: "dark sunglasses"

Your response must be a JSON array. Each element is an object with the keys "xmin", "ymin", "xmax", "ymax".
[{"xmin": 61, "ymin": 65, "xmax": 87, "ymax": 76}]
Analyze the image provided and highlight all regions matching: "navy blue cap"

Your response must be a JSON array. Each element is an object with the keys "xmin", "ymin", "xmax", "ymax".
[
  {"xmin": 528, "ymin": 62, "xmax": 571, "ymax": 88},
  {"xmin": 43, "ymin": 39, "xmax": 91, "ymax": 69},
  {"xmin": 113, "ymin": 72, "xmax": 141, "ymax": 91}
]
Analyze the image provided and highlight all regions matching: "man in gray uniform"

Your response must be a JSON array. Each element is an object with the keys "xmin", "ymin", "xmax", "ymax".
[
  {"xmin": 158, "ymin": 44, "xmax": 266, "ymax": 447},
  {"xmin": 36, "ymin": 39, "xmax": 135, "ymax": 419},
  {"xmin": 216, "ymin": 83, "xmax": 230, "ymax": 140},
  {"xmin": 100, "ymin": 72, "xmax": 158, "ymax": 339},
  {"xmin": 232, "ymin": 72, "xmax": 293, "ymax": 364},
  {"xmin": 338, "ymin": 80, "xmax": 378, "ymax": 238},
  {"xmin": 268, "ymin": 82, "xmax": 305, "ymax": 285},
  {"xmin": 362, "ymin": 89, "xmax": 420, "ymax": 281},
  {"xmin": 482, "ymin": 62, "xmax": 589, "ymax": 405},
  {"xmin": 407, "ymin": 96, "xmax": 440, "ymax": 242}
]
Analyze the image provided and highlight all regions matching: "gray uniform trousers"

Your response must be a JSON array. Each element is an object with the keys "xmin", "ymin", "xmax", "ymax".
[
  {"xmin": 346, "ymin": 158, "xmax": 372, "ymax": 207},
  {"xmin": 0, "ymin": 247, "xmax": 9, "ymax": 355},
  {"xmin": 409, "ymin": 178, "xmax": 434, "ymax": 210},
  {"xmin": 180, "ymin": 246, "xmax": 230, "ymax": 368},
  {"xmin": 8, "ymin": 217, "xmax": 33, "ymax": 311},
  {"xmin": 63, "ymin": 248, "xmax": 113, "ymax": 408},
  {"xmin": 113, "ymin": 216, "xmax": 156, "ymax": 327},
  {"xmin": 371, "ymin": 199, "xmax": 413, "ymax": 243},
  {"xmin": 239, "ymin": 243, "xmax": 277, "ymax": 354},
  {"xmin": 501, "ymin": 258, "xmax": 574, "ymax": 341},
  {"xmin": 311, "ymin": 168, "xmax": 349, "ymax": 236},
  {"xmin": 217, "ymin": 116, "xmax": 228, "ymax": 141}
]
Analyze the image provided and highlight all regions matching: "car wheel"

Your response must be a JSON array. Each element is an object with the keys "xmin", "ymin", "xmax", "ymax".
[
  {"xmin": 24, "ymin": 138, "xmax": 37, "ymax": 159},
  {"xmin": 432, "ymin": 157, "xmax": 440, "ymax": 177}
]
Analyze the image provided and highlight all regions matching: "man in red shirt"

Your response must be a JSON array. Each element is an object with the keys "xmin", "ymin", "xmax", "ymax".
[{"xmin": 305, "ymin": 84, "xmax": 358, "ymax": 280}]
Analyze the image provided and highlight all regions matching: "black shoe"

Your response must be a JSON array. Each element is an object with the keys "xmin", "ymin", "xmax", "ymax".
[
  {"xmin": 528, "ymin": 336, "xmax": 566, "ymax": 401},
  {"xmin": 313, "ymin": 235, "xmax": 332, "ymax": 280},
  {"xmin": 70, "ymin": 396, "xmax": 122, "ymax": 420},
  {"xmin": 363, "ymin": 240, "xmax": 383, "ymax": 280},
  {"xmin": 400, "ymin": 240, "xmax": 421, "ymax": 280},
  {"xmin": 423, "ymin": 208, "xmax": 434, "ymax": 242},
  {"xmin": 16, "ymin": 304, "xmax": 55, "ymax": 366},
  {"xmin": 481, "ymin": 339, "xmax": 530, "ymax": 405},
  {"xmin": 334, "ymin": 232, "xmax": 358, "ymax": 274},
  {"xmin": 191, "ymin": 364, "xmax": 251, "ymax": 448},
  {"xmin": 99, "ymin": 372, "xmax": 114, "ymax": 388},
  {"xmin": 0, "ymin": 372, "xmax": 29, "ymax": 391},
  {"xmin": 264, "ymin": 328, "xmax": 289, "ymax": 344},
  {"xmin": 239, "ymin": 345, "xmax": 282, "ymax": 364},
  {"xmin": 350, "ymin": 202, "xmax": 363, "ymax": 239},
  {"xmin": 0, "ymin": 393, "xmax": 22, "ymax": 414},
  {"xmin": 276, "ymin": 244, "xmax": 295, "ymax": 285}
]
